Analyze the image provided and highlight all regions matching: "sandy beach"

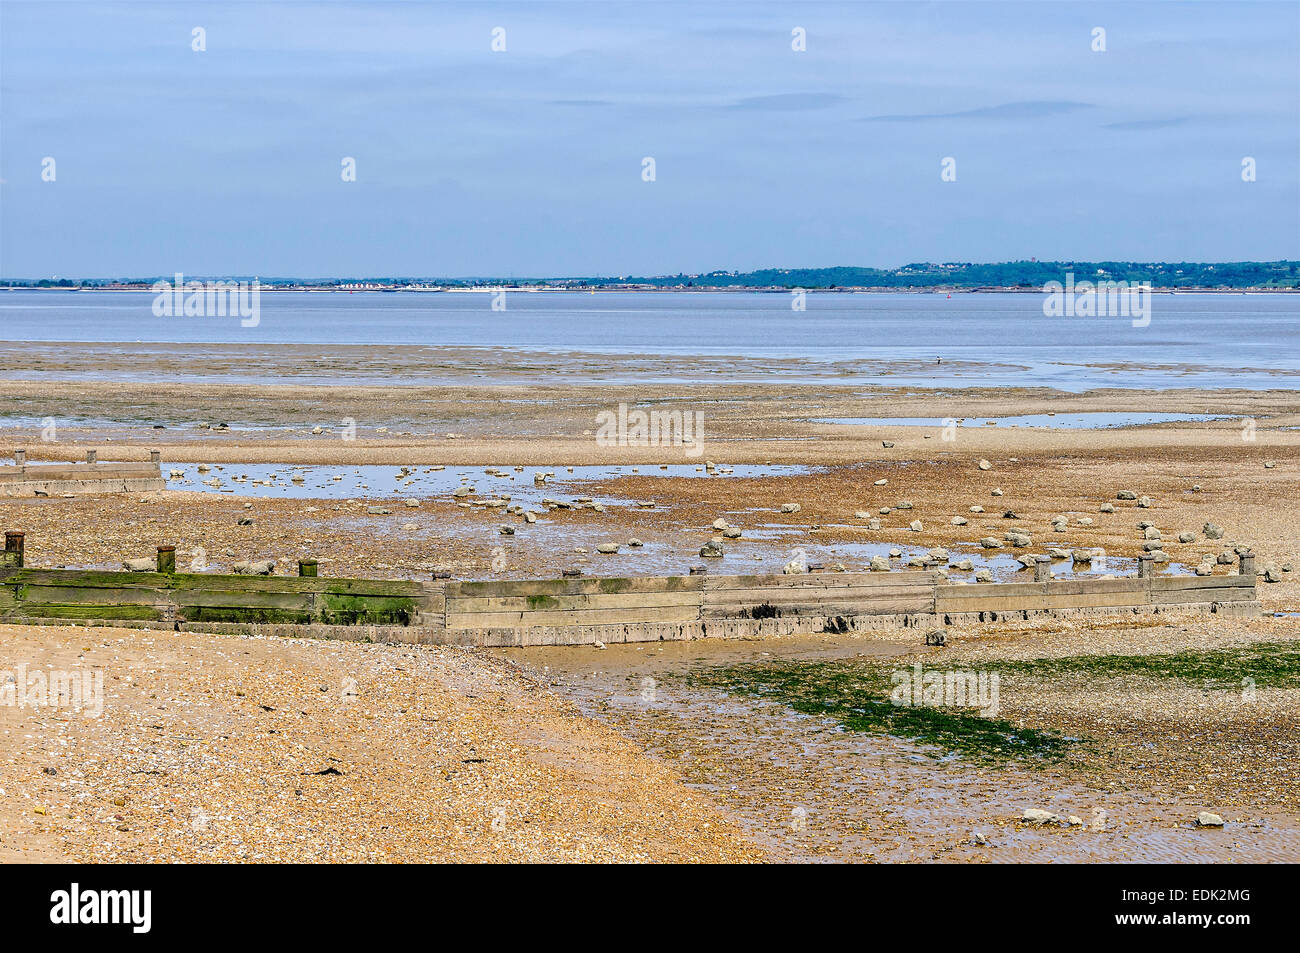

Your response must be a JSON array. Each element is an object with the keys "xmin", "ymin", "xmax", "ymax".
[{"xmin": 2, "ymin": 345, "xmax": 1298, "ymax": 863}]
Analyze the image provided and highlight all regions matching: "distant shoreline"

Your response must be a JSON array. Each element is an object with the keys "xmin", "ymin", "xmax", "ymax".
[{"xmin": 4, "ymin": 285, "xmax": 1298, "ymax": 294}]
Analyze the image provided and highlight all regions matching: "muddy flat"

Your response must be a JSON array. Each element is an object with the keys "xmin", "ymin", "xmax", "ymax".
[
  {"xmin": 499, "ymin": 619, "xmax": 1300, "ymax": 863},
  {"xmin": 2, "ymin": 344, "xmax": 1298, "ymax": 864}
]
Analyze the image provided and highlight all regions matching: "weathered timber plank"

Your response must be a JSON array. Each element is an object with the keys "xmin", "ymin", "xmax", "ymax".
[
  {"xmin": 1152, "ymin": 588, "xmax": 1255, "ymax": 607},
  {"xmin": 936, "ymin": 591, "xmax": 1153, "ymax": 613},
  {"xmin": 707, "ymin": 579, "xmax": 930, "ymax": 603},
  {"xmin": 448, "ymin": 590, "xmax": 703, "ymax": 614},
  {"xmin": 446, "ymin": 604, "xmax": 701, "ymax": 629},
  {"xmin": 448, "ymin": 576, "xmax": 700, "ymax": 598},
  {"xmin": 4, "ymin": 570, "xmax": 427, "ymax": 597},
  {"xmin": 704, "ymin": 572, "xmax": 937, "ymax": 591},
  {"xmin": 169, "ymin": 590, "xmax": 317, "ymax": 612},
  {"xmin": 13, "ymin": 585, "xmax": 172, "ymax": 607},
  {"xmin": 1148, "ymin": 575, "xmax": 1256, "ymax": 591},
  {"xmin": 935, "ymin": 581, "xmax": 1051, "ymax": 599},
  {"xmin": 703, "ymin": 597, "xmax": 934, "ymax": 619}
]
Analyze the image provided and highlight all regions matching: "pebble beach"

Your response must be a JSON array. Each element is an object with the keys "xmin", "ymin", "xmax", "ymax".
[{"xmin": 2, "ymin": 342, "xmax": 1299, "ymax": 863}]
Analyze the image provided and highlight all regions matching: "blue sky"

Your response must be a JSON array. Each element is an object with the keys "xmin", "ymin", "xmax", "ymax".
[{"xmin": 1, "ymin": 0, "xmax": 1297, "ymax": 278}]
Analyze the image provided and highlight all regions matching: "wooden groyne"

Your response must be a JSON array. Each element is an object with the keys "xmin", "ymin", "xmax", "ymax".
[
  {"xmin": 0, "ymin": 449, "xmax": 166, "ymax": 496},
  {"xmin": 0, "ymin": 536, "xmax": 1261, "ymax": 646}
]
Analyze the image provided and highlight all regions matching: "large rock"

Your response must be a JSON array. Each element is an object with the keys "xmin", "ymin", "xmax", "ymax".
[
  {"xmin": 780, "ymin": 503, "xmax": 801, "ymax": 513},
  {"xmin": 122, "ymin": 557, "xmax": 155, "ymax": 572},
  {"xmin": 979, "ymin": 537, "xmax": 1002, "ymax": 549},
  {"xmin": 1117, "ymin": 490, "xmax": 1138, "ymax": 500},
  {"xmin": 1203, "ymin": 522, "xmax": 1225, "ymax": 539},
  {"xmin": 233, "ymin": 559, "xmax": 275, "ymax": 575},
  {"xmin": 978, "ymin": 459, "xmax": 992, "ymax": 471},
  {"xmin": 1022, "ymin": 808, "xmax": 1058, "ymax": 824},
  {"xmin": 1196, "ymin": 812, "xmax": 1225, "ymax": 828},
  {"xmin": 699, "ymin": 541, "xmax": 724, "ymax": 558},
  {"xmin": 869, "ymin": 555, "xmax": 890, "ymax": 572}
]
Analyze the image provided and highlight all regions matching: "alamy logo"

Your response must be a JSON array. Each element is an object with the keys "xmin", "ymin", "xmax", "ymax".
[
  {"xmin": 50, "ymin": 883, "xmax": 151, "ymax": 933},
  {"xmin": 595, "ymin": 402, "xmax": 704, "ymax": 457},
  {"xmin": 890, "ymin": 663, "xmax": 1000, "ymax": 717},
  {"xmin": 1042, "ymin": 272, "xmax": 1151, "ymax": 328},
  {"xmin": 151, "ymin": 272, "xmax": 260, "ymax": 327},
  {"xmin": 1, "ymin": 664, "xmax": 102, "ymax": 718}
]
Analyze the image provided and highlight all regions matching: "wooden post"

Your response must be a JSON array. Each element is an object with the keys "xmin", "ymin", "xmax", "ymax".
[
  {"xmin": 85, "ymin": 450, "xmax": 97, "ymax": 464},
  {"xmin": 1034, "ymin": 555, "xmax": 1051, "ymax": 582},
  {"xmin": 13, "ymin": 449, "xmax": 25, "ymax": 465},
  {"xmin": 4, "ymin": 532, "xmax": 24, "ymax": 568},
  {"xmin": 1238, "ymin": 552, "xmax": 1256, "ymax": 577},
  {"xmin": 1137, "ymin": 553, "xmax": 1154, "ymax": 578},
  {"xmin": 298, "ymin": 559, "xmax": 318, "ymax": 577},
  {"xmin": 156, "ymin": 545, "xmax": 176, "ymax": 574},
  {"xmin": 150, "ymin": 450, "xmax": 161, "ymax": 465}
]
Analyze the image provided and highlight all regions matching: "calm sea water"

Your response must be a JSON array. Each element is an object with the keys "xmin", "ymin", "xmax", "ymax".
[{"xmin": 1, "ymin": 289, "xmax": 1296, "ymax": 389}]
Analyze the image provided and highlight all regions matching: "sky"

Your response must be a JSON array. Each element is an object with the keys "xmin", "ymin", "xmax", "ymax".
[{"xmin": 1, "ymin": 0, "xmax": 1298, "ymax": 278}]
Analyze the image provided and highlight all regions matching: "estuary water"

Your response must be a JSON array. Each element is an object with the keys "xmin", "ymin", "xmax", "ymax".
[{"xmin": 1, "ymin": 289, "xmax": 1296, "ymax": 390}]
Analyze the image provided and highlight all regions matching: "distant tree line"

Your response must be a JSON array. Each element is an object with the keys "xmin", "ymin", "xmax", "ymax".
[
  {"xmin": 7, "ymin": 261, "xmax": 1298, "ymax": 290},
  {"xmin": 571, "ymin": 261, "xmax": 1300, "ymax": 290}
]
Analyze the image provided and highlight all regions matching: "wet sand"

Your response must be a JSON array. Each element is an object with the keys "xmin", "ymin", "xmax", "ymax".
[
  {"xmin": 500, "ymin": 618, "xmax": 1300, "ymax": 863},
  {"xmin": 2, "ymin": 345, "xmax": 1298, "ymax": 863}
]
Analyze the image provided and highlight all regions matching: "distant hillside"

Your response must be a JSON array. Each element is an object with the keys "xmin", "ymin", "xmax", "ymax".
[
  {"xmin": 566, "ymin": 261, "xmax": 1300, "ymax": 290},
  {"xmin": 9, "ymin": 260, "xmax": 1299, "ymax": 290}
]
